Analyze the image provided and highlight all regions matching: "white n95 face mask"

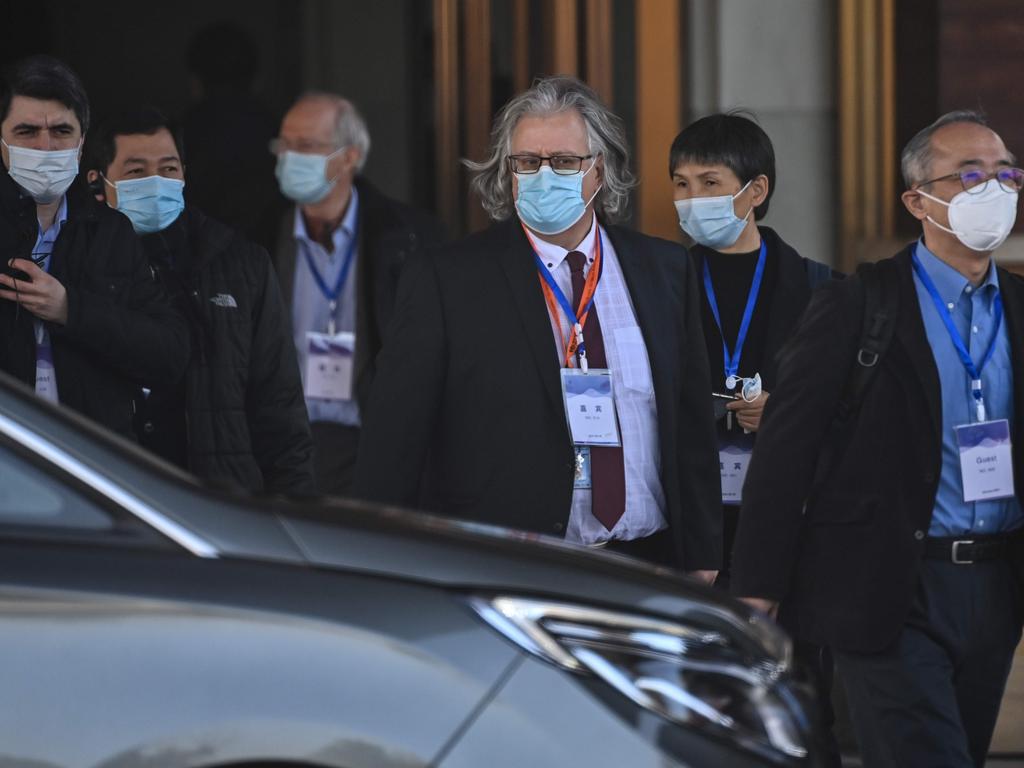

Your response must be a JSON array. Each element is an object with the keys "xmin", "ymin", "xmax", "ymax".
[
  {"xmin": 917, "ymin": 180, "xmax": 1019, "ymax": 252},
  {"xmin": 2, "ymin": 139, "xmax": 80, "ymax": 204}
]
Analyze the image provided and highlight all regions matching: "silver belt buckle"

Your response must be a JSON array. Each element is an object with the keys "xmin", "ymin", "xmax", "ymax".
[{"xmin": 951, "ymin": 540, "xmax": 974, "ymax": 565}]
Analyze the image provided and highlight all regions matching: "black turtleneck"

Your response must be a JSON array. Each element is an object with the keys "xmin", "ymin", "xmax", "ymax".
[{"xmin": 694, "ymin": 237, "xmax": 778, "ymax": 392}]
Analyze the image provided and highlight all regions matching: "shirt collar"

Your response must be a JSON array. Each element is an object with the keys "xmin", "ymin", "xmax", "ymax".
[
  {"xmin": 915, "ymin": 237, "xmax": 999, "ymax": 307},
  {"xmin": 529, "ymin": 213, "xmax": 599, "ymax": 271},
  {"xmin": 38, "ymin": 195, "xmax": 69, "ymax": 240},
  {"xmin": 293, "ymin": 185, "xmax": 360, "ymax": 251}
]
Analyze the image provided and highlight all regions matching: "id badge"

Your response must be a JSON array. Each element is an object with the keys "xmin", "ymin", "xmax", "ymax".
[
  {"xmin": 955, "ymin": 419, "xmax": 1015, "ymax": 503},
  {"xmin": 305, "ymin": 331, "xmax": 355, "ymax": 401},
  {"xmin": 574, "ymin": 446, "xmax": 592, "ymax": 489},
  {"xmin": 718, "ymin": 429, "xmax": 754, "ymax": 506},
  {"xmin": 560, "ymin": 368, "xmax": 621, "ymax": 446}
]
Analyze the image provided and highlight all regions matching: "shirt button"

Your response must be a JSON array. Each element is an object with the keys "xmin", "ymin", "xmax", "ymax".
[
  {"xmin": 947, "ymin": 302, "xmax": 955, "ymax": 310},
  {"xmin": 972, "ymin": 326, "xmax": 979, "ymax": 334},
  {"xmin": 979, "ymin": 520, "xmax": 986, "ymax": 527},
  {"xmin": 553, "ymin": 521, "xmax": 565, "ymax": 533},
  {"xmin": 142, "ymin": 421, "xmax": 155, "ymax": 434},
  {"xmin": 547, "ymin": 262, "xmax": 553, "ymax": 268},
  {"xmin": 914, "ymin": 530, "xmax": 925, "ymax": 540},
  {"xmin": 966, "ymin": 286, "xmax": 973, "ymax": 294}
]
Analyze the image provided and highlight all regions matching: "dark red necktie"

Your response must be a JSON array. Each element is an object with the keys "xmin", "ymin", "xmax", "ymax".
[{"xmin": 567, "ymin": 251, "xmax": 626, "ymax": 531}]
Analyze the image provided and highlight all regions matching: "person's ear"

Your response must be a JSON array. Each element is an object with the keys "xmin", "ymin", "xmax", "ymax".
[
  {"xmin": 86, "ymin": 170, "xmax": 106, "ymax": 203},
  {"xmin": 901, "ymin": 188, "xmax": 928, "ymax": 221},
  {"xmin": 750, "ymin": 174, "xmax": 769, "ymax": 208}
]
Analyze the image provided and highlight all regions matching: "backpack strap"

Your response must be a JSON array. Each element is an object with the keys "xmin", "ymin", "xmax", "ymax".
[
  {"xmin": 804, "ymin": 258, "xmax": 833, "ymax": 291},
  {"xmin": 811, "ymin": 260, "xmax": 899, "ymax": 489}
]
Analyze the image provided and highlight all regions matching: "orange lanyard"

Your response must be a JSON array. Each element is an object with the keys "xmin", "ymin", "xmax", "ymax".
[{"xmin": 524, "ymin": 224, "xmax": 603, "ymax": 368}]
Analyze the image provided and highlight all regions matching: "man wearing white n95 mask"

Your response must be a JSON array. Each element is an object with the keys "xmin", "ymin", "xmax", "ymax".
[
  {"xmin": 86, "ymin": 107, "xmax": 314, "ymax": 495},
  {"xmin": 0, "ymin": 56, "xmax": 189, "ymax": 439},
  {"xmin": 355, "ymin": 76, "xmax": 721, "ymax": 581},
  {"xmin": 271, "ymin": 93, "xmax": 445, "ymax": 495},
  {"xmin": 731, "ymin": 111, "xmax": 1024, "ymax": 767}
]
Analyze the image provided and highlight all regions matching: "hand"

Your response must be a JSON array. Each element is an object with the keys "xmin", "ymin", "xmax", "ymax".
[
  {"xmin": 0, "ymin": 259, "xmax": 69, "ymax": 325},
  {"xmin": 686, "ymin": 569, "xmax": 719, "ymax": 586},
  {"xmin": 726, "ymin": 391, "xmax": 770, "ymax": 432},
  {"xmin": 739, "ymin": 597, "xmax": 779, "ymax": 620}
]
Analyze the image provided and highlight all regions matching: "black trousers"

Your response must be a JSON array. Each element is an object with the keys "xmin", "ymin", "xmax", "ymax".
[
  {"xmin": 311, "ymin": 421, "xmax": 361, "ymax": 496},
  {"xmin": 834, "ymin": 558, "xmax": 1022, "ymax": 767}
]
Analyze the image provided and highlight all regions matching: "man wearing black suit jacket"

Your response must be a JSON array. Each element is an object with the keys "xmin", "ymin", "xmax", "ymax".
[
  {"xmin": 731, "ymin": 111, "xmax": 1024, "ymax": 767},
  {"xmin": 355, "ymin": 77, "xmax": 721, "ymax": 581}
]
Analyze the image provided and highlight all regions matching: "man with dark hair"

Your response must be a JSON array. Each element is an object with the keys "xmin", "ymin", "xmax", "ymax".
[
  {"xmin": 0, "ymin": 55, "xmax": 189, "ymax": 438},
  {"xmin": 272, "ymin": 92, "xmax": 445, "ymax": 494},
  {"xmin": 86, "ymin": 107, "xmax": 315, "ymax": 495},
  {"xmin": 731, "ymin": 111, "xmax": 1024, "ymax": 766}
]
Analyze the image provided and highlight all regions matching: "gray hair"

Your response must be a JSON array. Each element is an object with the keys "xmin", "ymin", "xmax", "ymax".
[
  {"xmin": 464, "ymin": 76, "xmax": 636, "ymax": 222},
  {"xmin": 296, "ymin": 92, "xmax": 371, "ymax": 171},
  {"xmin": 900, "ymin": 109, "xmax": 988, "ymax": 187}
]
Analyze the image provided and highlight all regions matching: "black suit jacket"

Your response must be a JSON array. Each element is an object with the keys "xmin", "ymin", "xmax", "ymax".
[
  {"xmin": 731, "ymin": 244, "xmax": 1024, "ymax": 652},
  {"xmin": 272, "ymin": 177, "xmax": 446, "ymax": 415},
  {"xmin": 355, "ymin": 218, "xmax": 723, "ymax": 570}
]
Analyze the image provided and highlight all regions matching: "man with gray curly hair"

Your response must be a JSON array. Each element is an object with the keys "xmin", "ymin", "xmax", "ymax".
[{"xmin": 356, "ymin": 76, "xmax": 721, "ymax": 579}]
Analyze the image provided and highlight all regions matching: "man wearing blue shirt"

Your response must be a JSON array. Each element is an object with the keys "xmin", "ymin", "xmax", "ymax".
[
  {"xmin": 270, "ymin": 93, "xmax": 445, "ymax": 494},
  {"xmin": 731, "ymin": 111, "xmax": 1024, "ymax": 766}
]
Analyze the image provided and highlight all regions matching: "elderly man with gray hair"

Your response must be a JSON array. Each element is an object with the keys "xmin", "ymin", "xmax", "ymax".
[
  {"xmin": 355, "ymin": 76, "xmax": 722, "ymax": 579},
  {"xmin": 730, "ymin": 110, "xmax": 1024, "ymax": 767},
  {"xmin": 272, "ymin": 92, "xmax": 445, "ymax": 494}
]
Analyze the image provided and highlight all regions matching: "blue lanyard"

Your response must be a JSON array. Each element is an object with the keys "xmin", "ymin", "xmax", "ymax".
[
  {"xmin": 300, "ymin": 219, "xmax": 359, "ymax": 334},
  {"xmin": 532, "ymin": 231, "xmax": 605, "ymax": 364},
  {"xmin": 911, "ymin": 245, "xmax": 1003, "ymax": 422},
  {"xmin": 702, "ymin": 240, "xmax": 767, "ymax": 388}
]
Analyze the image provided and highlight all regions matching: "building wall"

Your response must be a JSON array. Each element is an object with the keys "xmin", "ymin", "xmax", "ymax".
[{"xmin": 687, "ymin": 0, "xmax": 838, "ymax": 264}]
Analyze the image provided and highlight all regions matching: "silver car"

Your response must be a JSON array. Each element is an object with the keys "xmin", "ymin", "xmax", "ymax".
[{"xmin": 0, "ymin": 374, "xmax": 816, "ymax": 767}]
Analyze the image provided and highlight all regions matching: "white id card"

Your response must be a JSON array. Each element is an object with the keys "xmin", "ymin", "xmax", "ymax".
[
  {"xmin": 305, "ymin": 331, "xmax": 355, "ymax": 401},
  {"xmin": 560, "ymin": 368, "xmax": 621, "ymax": 446},
  {"xmin": 718, "ymin": 430, "xmax": 755, "ymax": 506},
  {"xmin": 955, "ymin": 419, "xmax": 1015, "ymax": 503}
]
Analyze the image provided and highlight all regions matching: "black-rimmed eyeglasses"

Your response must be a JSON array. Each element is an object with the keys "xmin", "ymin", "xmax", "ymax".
[{"xmin": 507, "ymin": 154, "xmax": 595, "ymax": 175}]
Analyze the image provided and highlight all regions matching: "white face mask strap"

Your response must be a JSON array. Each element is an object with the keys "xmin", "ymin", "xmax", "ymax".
[
  {"xmin": 733, "ymin": 179, "xmax": 755, "ymax": 221},
  {"xmin": 915, "ymin": 187, "xmax": 950, "ymax": 208}
]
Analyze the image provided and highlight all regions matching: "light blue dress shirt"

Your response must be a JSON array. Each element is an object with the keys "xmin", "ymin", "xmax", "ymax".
[
  {"xmin": 912, "ymin": 239, "xmax": 1023, "ymax": 535},
  {"xmin": 292, "ymin": 187, "xmax": 361, "ymax": 426},
  {"xmin": 32, "ymin": 196, "xmax": 68, "ymax": 403}
]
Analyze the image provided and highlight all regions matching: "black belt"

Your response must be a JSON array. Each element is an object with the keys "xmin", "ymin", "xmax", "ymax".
[{"xmin": 923, "ymin": 534, "xmax": 1020, "ymax": 565}]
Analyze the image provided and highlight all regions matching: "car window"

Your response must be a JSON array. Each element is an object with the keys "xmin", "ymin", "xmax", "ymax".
[{"xmin": 0, "ymin": 443, "xmax": 112, "ymax": 531}]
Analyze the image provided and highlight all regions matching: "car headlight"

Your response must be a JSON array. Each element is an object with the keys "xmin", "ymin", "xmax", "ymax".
[{"xmin": 469, "ymin": 596, "xmax": 809, "ymax": 763}]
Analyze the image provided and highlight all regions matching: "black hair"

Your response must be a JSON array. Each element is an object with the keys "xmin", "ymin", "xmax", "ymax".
[
  {"xmin": 85, "ymin": 107, "xmax": 185, "ymax": 176},
  {"xmin": 0, "ymin": 54, "xmax": 90, "ymax": 134},
  {"xmin": 668, "ymin": 111, "xmax": 776, "ymax": 220}
]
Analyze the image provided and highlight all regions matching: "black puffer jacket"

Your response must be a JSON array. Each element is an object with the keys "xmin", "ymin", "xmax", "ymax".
[
  {"xmin": 0, "ymin": 173, "xmax": 190, "ymax": 438},
  {"xmin": 140, "ymin": 207, "xmax": 314, "ymax": 495}
]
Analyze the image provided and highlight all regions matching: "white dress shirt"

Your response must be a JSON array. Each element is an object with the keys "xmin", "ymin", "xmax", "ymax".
[{"xmin": 529, "ymin": 214, "xmax": 668, "ymax": 545}]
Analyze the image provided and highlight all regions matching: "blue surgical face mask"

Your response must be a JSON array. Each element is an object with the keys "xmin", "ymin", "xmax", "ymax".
[
  {"xmin": 514, "ymin": 160, "xmax": 601, "ymax": 236},
  {"xmin": 674, "ymin": 180, "xmax": 753, "ymax": 249},
  {"xmin": 276, "ymin": 148, "xmax": 345, "ymax": 205},
  {"xmin": 105, "ymin": 174, "xmax": 185, "ymax": 234}
]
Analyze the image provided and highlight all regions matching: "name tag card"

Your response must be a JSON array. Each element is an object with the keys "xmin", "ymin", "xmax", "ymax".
[
  {"xmin": 955, "ymin": 419, "xmax": 1015, "ymax": 503},
  {"xmin": 305, "ymin": 331, "xmax": 355, "ymax": 401},
  {"xmin": 560, "ymin": 368, "xmax": 621, "ymax": 447},
  {"xmin": 718, "ymin": 430, "xmax": 755, "ymax": 506}
]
